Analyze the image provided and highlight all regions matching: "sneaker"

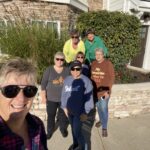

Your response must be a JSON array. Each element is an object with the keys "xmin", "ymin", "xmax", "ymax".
[
  {"xmin": 68, "ymin": 144, "xmax": 79, "ymax": 150},
  {"xmin": 102, "ymin": 129, "xmax": 108, "ymax": 137},
  {"xmin": 46, "ymin": 133, "xmax": 53, "ymax": 140},
  {"xmin": 61, "ymin": 129, "xmax": 68, "ymax": 138}
]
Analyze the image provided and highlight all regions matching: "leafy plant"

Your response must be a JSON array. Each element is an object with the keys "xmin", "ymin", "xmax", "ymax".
[{"xmin": 77, "ymin": 10, "xmax": 141, "ymax": 82}]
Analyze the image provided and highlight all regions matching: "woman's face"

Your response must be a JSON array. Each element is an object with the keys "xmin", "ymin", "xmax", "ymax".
[
  {"xmin": 87, "ymin": 33, "xmax": 95, "ymax": 42},
  {"xmin": 54, "ymin": 55, "xmax": 65, "ymax": 67},
  {"xmin": 76, "ymin": 54, "xmax": 84, "ymax": 64},
  {"xmin": 95, "ymin": 51, "xmax": 104, "ymax": 63},
  {"xmin": 71, "ymin": 34, "xmax": 79, "ymax": 44},
  {"xmin": 0, "ymin": 73, "xmax": 36, "ymax": 121},
  {"xmin": 70, "ymin": 66, "xmax": 81, "ymax": 79}
]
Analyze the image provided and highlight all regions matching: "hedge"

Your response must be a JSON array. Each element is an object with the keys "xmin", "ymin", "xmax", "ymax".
[{"xmin": 76, "ymin": 10, "xmax": 141, "ymax": 82}]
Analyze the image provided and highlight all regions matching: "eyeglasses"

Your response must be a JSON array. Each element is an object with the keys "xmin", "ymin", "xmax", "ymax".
[
  {"xmin": 56, "ymin": 58, "xmax": 64, "ymax": 62},
  {"xmin": 0, "ymin": 85, "xmax": 38, "ymax": 98},
  {"xmin": 77, "ymin": 56, "xmax": 84, "ymax": 59},
  {"xmin": 71, "ymin": 36, "xmax": 79, "ymax": 39},
  {"xmin": 71, "ymin": 67, "xmax": 81, "ymax": 71}
]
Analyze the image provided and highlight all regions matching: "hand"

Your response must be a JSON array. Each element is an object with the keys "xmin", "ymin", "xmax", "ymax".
[
  {"xmin": 103, "ymin": 91, "xmax": 110, "ymax": 100},
  {"xmin": 63, "ymin": 108, "xmax": 68, "ymax": 118},
  {"xmin": 80, "ymin": 114, "xmax": 88, "ymax": 122}
]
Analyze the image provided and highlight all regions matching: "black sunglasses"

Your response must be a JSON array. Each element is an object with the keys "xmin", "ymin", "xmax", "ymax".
[
  {"xmin": 56, "ymin": 58, "xmax": 64, "ymax": 61},
  {"xmin": 71, "ymin": 67, "xmax": 81, "ymax": 71},
  {"xmin": 71, "ymin": 36, "xmax": 79, "ymax": 39},
  {"xmin": 77, "ymin": 56, "xmax": 84, "ymax": 59},
  {"xmin": 0, "ymin": 85, "xmax": 38, "ymax": 98}
]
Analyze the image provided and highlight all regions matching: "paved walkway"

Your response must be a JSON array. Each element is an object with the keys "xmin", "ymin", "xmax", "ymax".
[{"xmin": 46, "ymin": 113, "xmax": 150, "ymax": 150}]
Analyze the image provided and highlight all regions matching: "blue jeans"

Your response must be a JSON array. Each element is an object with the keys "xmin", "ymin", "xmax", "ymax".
[
  {"xmin": 96, "ymin": 97, "xmax": 109, "ymax": 129},
  {"xmin": 68, "ymin": 114, "xmax": 87, "ymax": 150}
]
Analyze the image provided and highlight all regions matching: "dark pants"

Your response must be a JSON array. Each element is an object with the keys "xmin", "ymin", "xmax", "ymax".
[
  {"xmin": 69, "ymin": 114, "xmax": 87, "ymax": 150},
  {"xmin": 46, "ymin": 101, "xmax": 69, "ymax": 135}
]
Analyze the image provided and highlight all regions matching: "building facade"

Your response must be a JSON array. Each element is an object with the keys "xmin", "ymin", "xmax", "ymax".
[
  {"xmin": 0, "ymin": 0, "xmax": 89, "ymax": 34},
  {"xmin": 103, "ymin": 0, "xmax": 150, "ymax": 71}
]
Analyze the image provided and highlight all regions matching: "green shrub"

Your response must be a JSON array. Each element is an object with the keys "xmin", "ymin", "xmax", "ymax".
[
  {"xmin": 0, "ymin": 23, "xmax": 68, "ymax": 82},
  {"xmin": 77, "ymin": 10, "xmax": 141, "ymax": 82}
]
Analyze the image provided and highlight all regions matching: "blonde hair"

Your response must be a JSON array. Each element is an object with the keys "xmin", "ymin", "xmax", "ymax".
[{"xmin": 0, "ymin": 58, "xmax": 37, "ymax": 84}]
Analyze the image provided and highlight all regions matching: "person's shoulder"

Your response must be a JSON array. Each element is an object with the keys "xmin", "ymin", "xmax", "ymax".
[
  {"xmin": 63, "ymin": 67, "xmax": 70, "ymax": 74},
  {"xmin": 91, "ymin": 60, "xmax": 97, "ymax": 65},
  {"xmin": 81, "ymin": 74, "xmax": 90, "ymax": 81},
  {"xmin": 64, "ymin": 75, "xmax": 72, "ymax": 81}
]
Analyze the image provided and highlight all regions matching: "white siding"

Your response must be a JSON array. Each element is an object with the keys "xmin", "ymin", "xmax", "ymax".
[
  {"xmin": 143, "ymin": 26, "xmax": 150, "ymax": 70},
  {"xmin": 108, "ymin": 0, "xmax": 124, "ymax": 11}
]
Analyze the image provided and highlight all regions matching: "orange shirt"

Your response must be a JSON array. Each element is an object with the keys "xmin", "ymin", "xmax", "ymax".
[{"xmin": 91, "ymin": 59, "xmax": 115, "ymax": 99}]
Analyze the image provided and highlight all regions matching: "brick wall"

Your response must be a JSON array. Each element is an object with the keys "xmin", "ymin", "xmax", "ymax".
[
  {"xmin": 0, "ymin": 1, "xmax": 83, "ymax": 29},
  {"xmin": 109, "ymin": 82, "xmax": 150, "ymax": 118},
  {"xmin": 88, "ymin": 0, "xmax": 103, "ymax": 11},
  {"xmin": 30, "ymin": 82, "xmax": 150, "ymax": 121}
]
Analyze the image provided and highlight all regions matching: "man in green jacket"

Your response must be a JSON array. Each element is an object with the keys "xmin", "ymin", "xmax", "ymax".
[{"xmin": 84, "ymin": 28, "xmax": 108, "ymax": 64}]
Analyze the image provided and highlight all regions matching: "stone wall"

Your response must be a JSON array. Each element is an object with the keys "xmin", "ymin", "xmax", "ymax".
[
  {"xmin": 88, "ymin": 0, "xmax": 103, "ymax": 11},
  {"xmin": 30, "ymin": 82, "xmax": 150, "ymax": 121},
  {"xmin": 109, "ymin": 82, "xmax": 150, "ymax": 118},
  {"xmin": 0, "ymin": 0, "xmax": 83, "ymax": 29}
]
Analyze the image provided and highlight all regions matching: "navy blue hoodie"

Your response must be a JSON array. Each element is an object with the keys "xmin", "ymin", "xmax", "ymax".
[{"xmin": 61, "ymin": 74, "xmax": 94, "ymax": 116}]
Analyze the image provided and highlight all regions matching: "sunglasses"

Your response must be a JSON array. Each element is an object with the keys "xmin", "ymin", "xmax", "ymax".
[
  {"xmin": 71, "ymin": 67, "xmax": 81, "ymax": 71},
  {"xmin": 71, "ymin": 36, "xmax": 79, "ymax": 39},
  {"xmin": 77, "ymin": 56, "xmax": 84, "ymax": 59},
  {"xmin": 0, "ymin": 85, "xmax": 38, "ymax": 98},
  {"xmin": 56, "ymin": 58, "xmax": 64, "ymax": 62}
]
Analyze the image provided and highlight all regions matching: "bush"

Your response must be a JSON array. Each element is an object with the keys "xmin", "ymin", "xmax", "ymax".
[
  {"xmin": 0, "ymin": 4, "xmax": 69, "ymax": 82},
  {"xmin": 76, "ymin": 10, "xmax": 141, "ymax": 82},
  {"xmin": 0, "ymin": 23, "xmax": 68, "ymax": 82}
]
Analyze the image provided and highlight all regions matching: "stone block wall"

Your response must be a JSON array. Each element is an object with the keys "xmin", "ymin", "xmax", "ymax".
[
  {"xmin": 88, "ymin": 0, "xmax": 103, "ymax": 11},
  {"xmin": 0, "ymin": 0, "xmax": 83, "ymax": 29},
  {"xmin": 30, "ymin": 82, "xmax": 150, "ymax": 121},
  {"xmin": 109, "ymin": 82, "xmax": 150, "ymax": 118}
]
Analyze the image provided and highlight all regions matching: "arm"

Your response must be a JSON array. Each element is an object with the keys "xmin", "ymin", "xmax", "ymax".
[
  {"xmin": 63, "ymin": 40, "xmax": 70, "ymax": 63},
  {"xmin": 40, "ymin": 90, "xmax": 46, "ymax": 104},
  {"xmin": 40, "ymin": 67, "xmax": 50, "ymax": 103},
  {"xmin": 84, "ymin": 79, "xmax": 94, "ymax": 114},
  {"xmin": 61, "ymin": 79, "xmax": 69, "ymax": 117}
]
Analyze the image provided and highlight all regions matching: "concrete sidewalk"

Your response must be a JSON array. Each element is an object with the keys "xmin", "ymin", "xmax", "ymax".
[{"xmin": 46, "ymin": 113, "xmax": 150, "ymax": 150}]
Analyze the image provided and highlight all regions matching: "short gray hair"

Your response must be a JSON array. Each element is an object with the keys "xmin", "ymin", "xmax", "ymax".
[
  {"xmin": 0, "ymin": 58, "xmax": 37, "ymax": 84},
  {"xmin": 95, "ymin": 48, "xmax": 104, "ymax": 55},
  {"xmin": 54, "ymin": 51, "xmax": 65, "ymax": 60}
]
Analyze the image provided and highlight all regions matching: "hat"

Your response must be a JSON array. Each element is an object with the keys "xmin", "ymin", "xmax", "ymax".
[{"xmin": 70, "ymin": 60, "xmax": 82, "ymax": 69}]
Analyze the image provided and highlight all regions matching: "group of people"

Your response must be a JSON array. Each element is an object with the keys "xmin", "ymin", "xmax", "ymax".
[
  {"xmin": 0, "ymin": 28, "xmax": 115, "ymax": 150},
  {"xmin": 41, "ymin": 28, "xmax": 115, "ymax": 150}
]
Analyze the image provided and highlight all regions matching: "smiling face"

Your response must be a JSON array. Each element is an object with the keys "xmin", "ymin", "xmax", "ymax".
[
  {"xmin": 87, "ymin": 33, "xmax": 95, "ymax": 42},
  {"xmin": 76, "ymin": 54, "xmax": 85, "ymax": 64},
  {"xmin": 70, "ymin": 66, "xmax": 81, "ymax": 79},
  {"xmin": 0, "ymin": 73, "xmax": 35, "ymax": 121},
  {"xmin": 95, "ymin": 50, "xmax": 104, "ymax": 63}
]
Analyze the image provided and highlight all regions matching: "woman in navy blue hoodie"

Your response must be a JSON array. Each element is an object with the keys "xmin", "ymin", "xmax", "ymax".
[{"xmin": 61, "ymin": 60, "xmax": 94, "ymax": 150}]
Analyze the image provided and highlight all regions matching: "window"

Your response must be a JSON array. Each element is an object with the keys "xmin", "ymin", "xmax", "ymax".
[{"xmin": 31, "ymin": 20, "xmax": 60, "ymax": 37}]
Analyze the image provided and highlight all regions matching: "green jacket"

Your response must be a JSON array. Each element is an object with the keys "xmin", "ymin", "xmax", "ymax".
[{"xmin": 84, "ymin": 36, "xmax": 108, "ymax": 63}]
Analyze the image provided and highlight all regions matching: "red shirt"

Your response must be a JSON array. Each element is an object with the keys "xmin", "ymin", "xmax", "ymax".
[{"xmin": 0, "ymin": 113, "xmax": 48, "ymax": 150}]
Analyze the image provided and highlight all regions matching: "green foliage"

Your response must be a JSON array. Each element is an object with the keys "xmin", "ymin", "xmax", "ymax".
[
  {"xmin": 0, "ymin": 23, "xmax": 68, "ymax": 82},
  {"xmin": 77, "ymin": 10, "xmax": 141, "ymax": 82}
]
